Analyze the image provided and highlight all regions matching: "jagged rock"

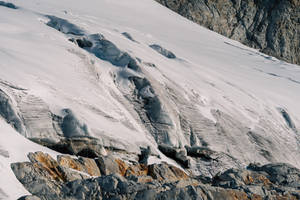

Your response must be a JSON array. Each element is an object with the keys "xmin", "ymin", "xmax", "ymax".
[
  {"xmin": 185, "ymin": 146, "xmax": 215, "ymax": 160},
  {"xmin": 186, "ymin": 146, "xmax": 244, "ymax": 178},
  {"xmin": 95, "ymin": 155, "xmax": 148, "ymax": 178},
  {"xmin": 149, "ymin": 44, "xmax": 176, "ymax": 59},
  {"xmin": 57, "ymin": 155, "xmax": 101, "ymax": 177},
  {"xmin": 158, "ymin": 144, "xmax": 190, "ymax": 168},
  {"xmin": 27, "ymin": 152, "xmax": 67, "ymax": 182},
  {"xmin": 60, "ymin": 174, "xmax": 153, "ymax": 200},
  {"xmin": 11, "ymin": 151, "xmax": 96, "ymax": 197},
  {"xmin": 11, "ymin": 162, "xmax": 63, "ymax": 198},
  {"xmin": 138, "ymin": 146, "xmax": 151, "ymax": 165},
  {"xmin": 0, "ymin": 1, "xmax": 18, "ymax": 9},
  {"xmin": 95, "ymin": 155, "xmax": 120, "ymax": 175},
  {"xmin": 248, "ymin": 163, "xmax": 300, "ymax": 188},
  {"xmin": 124, "ymin": 164, "xmax": 149, "ymax": 177},
  {"xmin": 12, "ymin": 152, "xmax": 300, "ymax": 200},
  {"xmin": 57, "ymin": 166, "xmax": 90, "ymax": 182},
  {"xmin": 126, "ymin": 175, "xmax": 153, "ymax": 184},
  {"xmin": 212, "ymin": 168, "xmax": 255, "ymax": 189},
  {"xmin": 148, "ymin": 162, "xmax": 189, "ymax": 182},
  {"xmin": 155, "ymin": 0, "xmax": 300, "ymax": 65},
  {"xmin": 31, "ymin": 136, "xmax": 105, "ymax": 158}
]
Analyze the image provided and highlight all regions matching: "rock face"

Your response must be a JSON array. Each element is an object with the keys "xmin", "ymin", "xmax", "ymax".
[
  {"xmin": 12, "ymin": 151, "xmax": 300, "ymax": 200},
  {"xmin": 155, "ymin": 0, "xmax": 300, "ymax": 65}
]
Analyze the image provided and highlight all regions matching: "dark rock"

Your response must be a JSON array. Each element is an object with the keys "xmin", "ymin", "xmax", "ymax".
[
  {"xmin": 138, "ymin": 146, "xmax": 151, "ymax": 165},
  {"xmin": 212, "ymin": 168, "xmax": 251, "ymax": 188},
  {"xmin": 194, "ymin": 175, "xmax": 212, "ymax": 184},
  {"xmin": 11, "ymin": 162, "xmax": 63, "ymax": 198},
  {"xmin": 31, "ymin": 136, "xmax": 104, "ymax": 158},
  {"xmin": 185, "ymin": 146, "xmax": 215, "ymax": 160},
  {"xmin": 122, "ymin": 32, "xmax": 138, "ymax": 43},
  {"xmin": 0, "ymin": 1, "xmax": 18, "ymax": 9},
  {"xmin": 70, "ymin": 37, "xmax": 93, "ymax": 48},
  {"xmin": 277, "ymin": 108, "xmax": 297, "ymax": 132},
  {"xmin": 71, "ymin": 33, "xmax": 141, "ymax": 72},
  {"xmin": 156, "ymin": 0, "xmax": 300, "ymax": 65},
  {"xmin": 149, "ymin": 44, "xmax": 176, "ymax": 59},
  {"xmin": 12, "ymin": 151, "xmax": 300, "ymax": 200},
  {"xmin": 158, "ymin": 144, "xmax": 190, "ymax": 168},
  {"xmin": 249, "ymin": 163, "xmax": 300, "ymax": 188}
]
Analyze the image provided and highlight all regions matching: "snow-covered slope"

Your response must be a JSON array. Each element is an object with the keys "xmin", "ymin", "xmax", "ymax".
[
  {"xmin": 0, "ymin": 118, "xmax": 58, "ymax": 199},
  {"xmin": 0, "ymin": 0, "xmax": 300, "ymax": 198}
]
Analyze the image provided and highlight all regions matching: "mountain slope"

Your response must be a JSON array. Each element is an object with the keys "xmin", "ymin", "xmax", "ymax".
[
  {"xmin": 0, "ymin": 0, "xmax": 300, "ymax": 199},
  {"xmin": 156, "ymin": 0, "xmax": 300, "ymax": 65}
]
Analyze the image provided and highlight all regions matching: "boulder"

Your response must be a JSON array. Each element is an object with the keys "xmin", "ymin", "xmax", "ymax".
[
  {"xmin": 148, "ymin": 162, "xmax": 189, "ymax": 182},
  {"xmin": 11, "ymin": 162, "xmax": 63, "ymax": 198},
  {"xmin": 57, "ymin": 155, "xmax": 101, "ymax": 177},
  {"xmin": 95, "ymin": 155, "xmax": 120, "ymax": 175}
]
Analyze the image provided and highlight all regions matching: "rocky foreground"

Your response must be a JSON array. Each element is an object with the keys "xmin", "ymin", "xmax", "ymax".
[
  {"xmin": 14, "ymin": 151, "xmax": 300, "ymax": 200},
  {"xmin": 156, "ymin": 0, "xmax": 300, "ymax": 65}
]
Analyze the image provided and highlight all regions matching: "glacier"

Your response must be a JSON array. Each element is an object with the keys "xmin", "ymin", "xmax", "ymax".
[{"xmin": 0, "ymin": 0, "xmax": 300, "ymax": 199}]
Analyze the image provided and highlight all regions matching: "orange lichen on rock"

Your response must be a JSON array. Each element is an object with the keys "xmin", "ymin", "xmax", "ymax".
[
  {"xmin": 115, "ymin": 158, "xmax": 129, "ymax": 176},
  {"xmin": 28, "ymin": 152, "xmax": 66, "ymax": 182},
  {"xmin": 58, "ymin": 155, "xmax": 101, "ymax": 176}
]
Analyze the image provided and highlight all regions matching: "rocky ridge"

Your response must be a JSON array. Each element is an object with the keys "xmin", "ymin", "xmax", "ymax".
[
  {"xmin": 13, "ymin": 151, "xmax": 300, "ymax": 200},
  {"xmin": 155, "ymin": 0, "xmax": 300, "ymax": 65}
]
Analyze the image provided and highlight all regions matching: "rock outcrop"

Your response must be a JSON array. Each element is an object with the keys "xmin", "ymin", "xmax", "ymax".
[
  {"xmin": 156, "ymin": 0, "xmax": 300, "ymax": 65},
  {"xmin": 0, "ymin": 1, "xmax": 18, "ymax": 9},
  {"xmin": 11, "ymin": 151, "xmax": 300, "ymax": 200}
]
